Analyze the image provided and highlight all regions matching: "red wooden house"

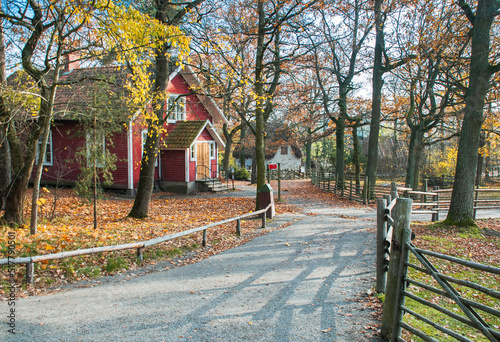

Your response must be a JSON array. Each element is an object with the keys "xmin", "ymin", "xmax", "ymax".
[{"xmin": 34, "ymin": 61, "xmax": 227, "ymax": 194}]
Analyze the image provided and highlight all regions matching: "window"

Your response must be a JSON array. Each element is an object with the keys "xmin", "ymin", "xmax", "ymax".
[
  {"xmin": 281, "ymin": 146, "xmax": 288, "ymax": 155},
  {"xmin": 86, "ymin": 130, "xmax": 106, "ymax": 167},
  {"xmin": 141, "ymin": 129, "xmax": 158, "ymax": 166},
  {"xmin": 209, "ymin": 142, "xmax": 216, "ymax": 159},
  {"xmin": 36, "ymin": 130, "xmax": 53, "ymax": 166},
  {"xmin": 190, "ymin": 143, "xmax": 196, "ymax": 161},
  {"xmin": 166, "ymin": 95, "xmax": 186, "ymax": 122}
]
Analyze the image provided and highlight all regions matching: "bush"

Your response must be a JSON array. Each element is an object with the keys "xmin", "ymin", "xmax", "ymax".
[{"xmin": 233, "ymin": 167, "xmax": 250, "ymax": 180}]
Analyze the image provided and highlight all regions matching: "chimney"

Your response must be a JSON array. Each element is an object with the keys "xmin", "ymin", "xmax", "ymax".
[{"xmin": 63, "ymin": 52, "xmax": 80, "ymax": 73}]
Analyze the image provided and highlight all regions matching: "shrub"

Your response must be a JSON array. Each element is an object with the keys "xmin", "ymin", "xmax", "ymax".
[{"xmin": 234, "ymin": 167, "xmax": 250, "ymax": 180}]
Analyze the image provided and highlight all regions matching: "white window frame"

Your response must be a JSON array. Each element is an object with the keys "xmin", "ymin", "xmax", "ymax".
[
  {"xmin": 86, "ymin": 130, "xmax": 106, "ymax": 168},
  {"xmin": 166, "ymin": 94, "xmax": 186, "ymax": 123},
  {"xmin": 36, "ymin": 130, "xmax": 53, "ymax": 166},
  {"xmin": 209, "ymin": 141, "xmax": 216, "ymax": 160},
  {"xmin": 190, "ymin": 143, "xmax": 197, "ymax": 161},
  {"xmin": 141, "ymin": 129, "xmax": 158, "ymax": 166}
]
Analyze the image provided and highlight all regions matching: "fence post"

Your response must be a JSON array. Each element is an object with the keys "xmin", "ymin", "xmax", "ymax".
[
  {"xmin": 362, "ymin": 176, "xmax": 368, "ymax": 204},
  {"xmin": 236, "ymin": 218, "xmax": 241, "ymax": 236},
  {"xmin": 262, "ymin": 211, "xmax": 267, "ymax": 228},
  {"xmin": 26, "ymin": 262, "xmax": 34, "ymax": 284},
  {"xmin": 390, "ymin": 182, "xmax": 398, "ymax": 199},
  {"xmin": 376, "ymin": 198, "xmax": 388, "ymax": 293},
  {"xmin": 390, "ymin": 222, "xmax": 413, "ymax": 342},
  {"xmin": 422, "ymin": 179, "xmax": 428, "ymax": 204},
  {"xmin": 473, "ymin": 184, "xmax": 479, "ymax": 220},
  {"xmin": 328, "ymin": 173, "xmax": 332, "ymax": 192},
  {"xmin": 432, "ymin": 186, "xmax": 439, "ymax": 222},
  {"xmin": 381, "ymin": 197, "xmax": 413, "ymax": 341},
  {"xmin": 137, "ymin": 247, "xmax": 144, "ymax": 262},
  {"xmin": 202, "ymin": 229, "xmax": 207, "ymax": 247},
  {"xmin": 349, "ymin": 176, "xmax": 353, "ymax": 200},
  {"xmin": 278, "ymin": 163, "xmax": 281, "ymax": 201}
]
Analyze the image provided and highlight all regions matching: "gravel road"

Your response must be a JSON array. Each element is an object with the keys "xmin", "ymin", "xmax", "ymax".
[{"xmin": 2, "ymin": 185, "xmax": 383, "ymax": 342}]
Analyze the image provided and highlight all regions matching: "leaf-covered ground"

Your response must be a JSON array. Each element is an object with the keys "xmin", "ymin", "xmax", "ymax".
[{"xmin": 0, "ymin": 182, "xmax": 301, "ymax": 297}]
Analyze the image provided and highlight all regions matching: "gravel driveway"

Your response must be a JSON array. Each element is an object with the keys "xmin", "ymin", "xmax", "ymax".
[{"xmin": 2, "ymin": 183, "xmax": 383, "ymax": 342}]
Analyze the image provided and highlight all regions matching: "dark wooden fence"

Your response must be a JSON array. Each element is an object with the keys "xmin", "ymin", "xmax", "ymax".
[
  {"xmin": 377, "ymin": 195, "xmax": 500, "ymax": 341},
  {"xmin": 311, "ymin": 170, "xmax": 403, "ymax": 204}
]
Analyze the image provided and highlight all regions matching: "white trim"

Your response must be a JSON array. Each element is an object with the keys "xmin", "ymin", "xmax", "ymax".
[
  {"xmin": 209, "ymin": 141, "xmax": 216, "ymax": 160},
  {"xmin": 188, "ymin": 120, "xmax": 225, "ymax": 149},
  {"xmin": 127, "ymin": 120, "xmax": 134, "ymax": 190},
  {"xmin": 169, "ymin": 65, "xmax": 182, "ymax": 82},
  {"xmin": 190, "ymin": 143, "xmax": 197, "ymax": 161},
  {"xmin": 36, "ymin": 130, "xmax": 53, "ymax": 166},
  {"xmin": 185, "ymin": 149, "xmax": 190, "ymax": 182},
  {"xmin": 86, "ymin": 130, "xmax": 106, "ymax": 168},
  {"xmin": 166, "ymin": 94, "xmax": 186, "ymax": 123},
  {"xmin": 180, "ymin": 65, "xmax": 228, "ymax": 124}
]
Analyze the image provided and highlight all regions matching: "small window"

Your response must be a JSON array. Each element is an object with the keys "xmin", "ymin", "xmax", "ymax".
[
  {"xmin": 209, "ymin": 142, "xmax": 216, "ymax": 159},
  {"xmin": 281, "ymin": 146, "xmax": 288, "ymax": 155},
  {"xmin": 141, "ymin": 129, "xmax": 158, "ymax": 166},
  {"xmin": 190, "ymin": 143, "xmax": 196, "ymax": 161},
  {"xmin": 86, "ymin": 130, "xmax": 106, "ymax": 167},
  {"xmin": 166, "ymin": 95, "xmax": 186, "ymax": 122},
  {"xmin": 36, "ymin": 130, "xmax": 53, "ymax": 166}
]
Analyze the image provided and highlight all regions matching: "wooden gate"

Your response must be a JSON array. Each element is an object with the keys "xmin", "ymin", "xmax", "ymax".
[{"xmin": 382, "ymin": 221, "xmax": 500, "ymax": 341}]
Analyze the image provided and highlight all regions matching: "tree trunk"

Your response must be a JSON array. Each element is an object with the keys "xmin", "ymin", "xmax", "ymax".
[
  {"xmin": 222, "ymin": 123, "xmax": 232, "ymax": 170},
  {"xmin": 366, "ymin": 0, "xmax": 384, "ymax": 198},
  {"xmin": 392, "ymin": 118, "xmax": 400, "ymax": 177},
  {"xmin": 335, "ymin": 118, "xmax": 345, "ymax": 190},
  {"xmin": 30, "ymin": 84, "xmax": 58, "ymax": 235},
  {"xmin": 3, "ymin": 122, "xmax": 39, "ymax": 225},
  {"xmin": 335, "ymin": 92, "xmax": 348, "ymax": 190},
  {"xmin": 305, "ymin": 128, "xmax": 313, "ymax": 170},
  {"xmin": 251, "ymin": 157, "xmax": 257, "ymax": 184},
  {"xmin": 239, "ymin": 122, "xmax": 246, "ymax": 169},
  {"xmin": 446, "ymin": 0, "xmax": 496, "ymax": 225},
  {"xmin": 405, "ymin": 128, "xmax": 424, "ymax": 189},
  {"xmin": 128, "ymin": 1, "xmax": 172, "ymax": 218},
  {"xmin": 352, "ymin": 124, "xmax": 361, "ymax": 194},
  {"xmin": 254, "ymin": 0, "xmax": 267, "ymax": 208},
  {"xmin": 128, "ymin": 124, "xmax": 161, "ymax": 218},
  {"xmin": 484, "ymin": 136, "xmax": 491, "ymax": 182},
  {"xmin": 476, "ymin": 132, "xmax": 486, "ymax": 186},
  {"xmin": 0, "ymin": 15, "xmax": 10, "ymax": 210}
]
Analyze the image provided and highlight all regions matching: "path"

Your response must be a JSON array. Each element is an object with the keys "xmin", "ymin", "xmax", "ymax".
[{"xmin": 2, "ymin": 181, "xmax": 382, "ymax": 341}]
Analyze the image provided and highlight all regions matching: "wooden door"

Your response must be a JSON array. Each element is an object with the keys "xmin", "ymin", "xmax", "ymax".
[{"xmin": 197, "ymin": 143, "xmax": 211, "ymax": 180}]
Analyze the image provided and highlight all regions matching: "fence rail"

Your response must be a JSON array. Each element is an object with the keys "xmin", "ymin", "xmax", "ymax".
[
  {"xmin": 311, "ymin": 170, "xmax": 500, "ymax": 220},
  {"xmin": 266, "ymin": 167, "xmax": 310, "ymax": 180},
  {"xmin": 1, "ymin": 203, "xmax": 275, "ymax": 284},
  {"xmin": 311, "ymin": 170, "xmax": 401, "ymax": 204}
]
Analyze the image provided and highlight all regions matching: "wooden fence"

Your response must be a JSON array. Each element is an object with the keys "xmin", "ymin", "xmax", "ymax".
[
  {"xmin": 0, "ymin": 203, "xmax": 275, "ymax": 284},
  {"xmin": 266, "ymin": 167, "xmax": 311, "ymax": 180},
  {"xmin": 311, "ymin": 170, "xmax": 500, "ymax": 220},
  {"xmin": 406, "ymin": 186, "xmax": 500, "ymax": 221},
  {"xmin": 377, "ymin": 196, "xmax": 500, "ymax": 341},
  {"xmin": 311, "ymin": 170, "xmax": 402, "ymax": 204}
]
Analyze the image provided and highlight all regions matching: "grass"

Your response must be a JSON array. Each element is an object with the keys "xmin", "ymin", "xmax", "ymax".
[{"xmin": 398, "ymin": 221, "xmax": 500, "ymax": 341}]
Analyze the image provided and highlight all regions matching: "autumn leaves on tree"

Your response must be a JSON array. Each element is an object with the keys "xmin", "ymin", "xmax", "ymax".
[{"xmin": 1, "ymin": 0, "xmax": 500, "ymax": 228}]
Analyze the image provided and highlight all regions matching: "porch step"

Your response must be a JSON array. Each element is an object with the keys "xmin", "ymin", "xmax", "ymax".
[{"xmin": 197, "ymin": 179, "xmax": 231, "ymax": 193}]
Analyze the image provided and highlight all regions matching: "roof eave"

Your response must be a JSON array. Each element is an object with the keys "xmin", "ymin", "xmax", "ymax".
[{"xmin": 180, "ymin": 65, "xmax": 228, "ymax": 124}]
